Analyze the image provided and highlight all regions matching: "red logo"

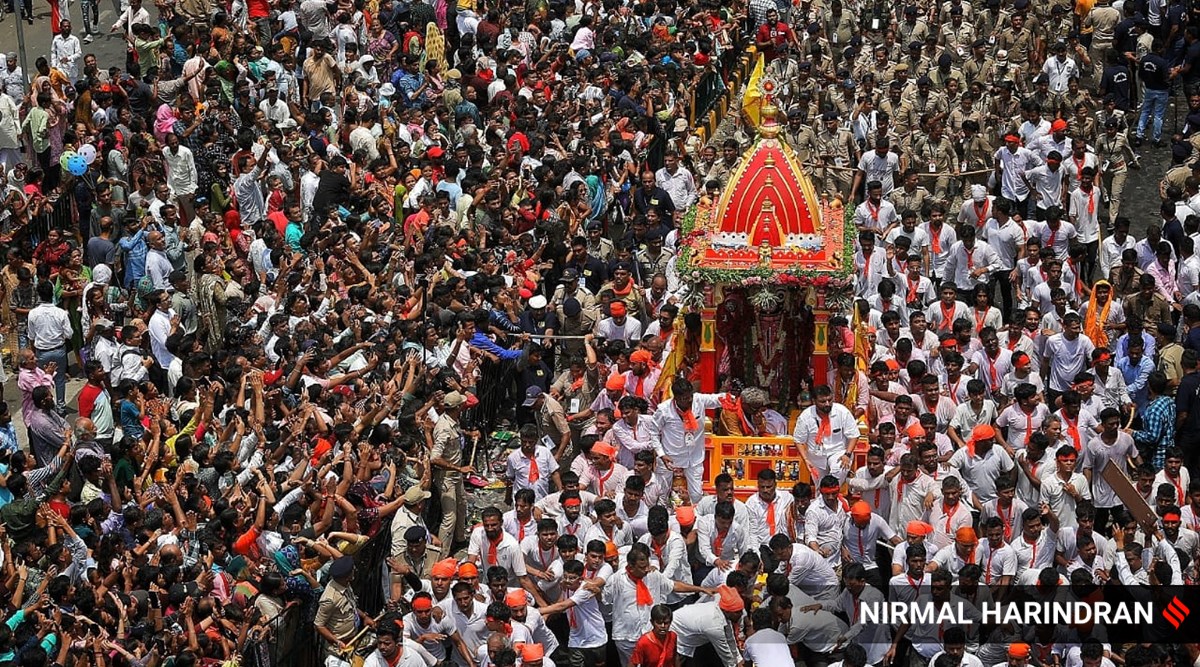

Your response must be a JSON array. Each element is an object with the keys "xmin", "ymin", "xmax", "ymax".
[{"xmin": 1165, "ymin": 597, "xmax": 1191, "ymax": 629}]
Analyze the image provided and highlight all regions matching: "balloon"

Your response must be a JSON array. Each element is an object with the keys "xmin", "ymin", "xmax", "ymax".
[
  {"xmin": 59, "ymin": 151, "xmax": 77, "ymax": 171},
  {"xmin": 67, "ymin": 155, "xmax": 88, "ymax": 177},
  {"xmin": 78, "ymin": 144, "xmax": 97, "ymax": 165}
]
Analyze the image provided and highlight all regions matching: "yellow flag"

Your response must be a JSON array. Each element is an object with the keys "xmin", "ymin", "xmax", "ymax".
[
  {"xmin": 654, "ymin": 320, "xmax": 688, "ymax": 401},
  {"xmin": 742, "ymin": 53, "xmax": 765, "ymax": 128},
  {"xmin": 851, "ymin": 304, "xmax": 870, "ymax": 373}
]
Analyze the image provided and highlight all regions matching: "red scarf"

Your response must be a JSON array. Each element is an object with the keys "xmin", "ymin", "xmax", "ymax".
[
  {"xmin": 527, "ymin": 452, "xmax": 540, "ymax": 484},
  {"xmin": 488, "ymin": 534, "xmax": 503, "ymax": 566}
]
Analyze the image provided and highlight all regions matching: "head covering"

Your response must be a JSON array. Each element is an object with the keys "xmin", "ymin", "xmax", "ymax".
[
  {"xmin": 906, "ymin": 423, "xmax": 926, "ymax": 439},
  {"xmin": 1009, "ymin": 644, "xmax": 1031, "ymax": 659},
  {"xmin": 521, "ymin": 644, "xmax": 545, "ymax": 661},
  {"xmin": 457, "ymin": 562, "xmax": 479, "ymax": 577},
  {"xmin": 630, "ymin": 350, "xmax": 653, "ymax": 365},
  {"xmin": 907, "ymin": 521, "xmax": 933, "ymax": 536},
  {"xmin": 563, "ymin": 496, "xmax": 582, "ymax": 507},
  {"xmin": 850, "ymin": 501, "xmax": 872, "ymax": 520},
  {"xmin": 610, "ymin": 302, "xmax": 627, "ymax": 317},
  {"xmin": 955, "ymin": 527, "xmax": 978, "ymax": 544},
  {"xmin": 403, "ymin": 526, "xmax": 427, "ymax": 543},
  {"xmin": 968, "ymin": 424, "xmax": 996, "ymax": 455},
  {"xmin": 330, "ymin": 556, "xmax": 355, "ymax": 578},
  {"xmin": 1051, "ymin": 119, "xmax": 1069, "ymax": 132},
  {"xmin": 717, "ymin": 585, "xmax": 745, "ymax": 612},
  {"xmin": 971, "ymin": 184, "xmax": 987, "ymax": 202},
  {"xmin": 605, "ymin": 542, "xmax": 619, "ymax": 558},
  {"xmin": 606, "ymin": 374, "xmax": 626, "ymax": 391},
  {"xmin": 412, "ymin": 596, "xmax": 433, "ymax": 611},
  {"xmin": 444, "ymin": 391, "xmax": 467, "ymax": 408},
  {"xmin": 431, "ymin": 559, "xmax": 458, "ymax": 578},
  {"xmin": 505, "ymin": 590, "xmax": 527, "ymax": 607},
  {"xmin": 403, "ymin": 486, "xmax": 432, "ymax": 504},
  {"xmin": 676, "ymin": 506, "xmax": 696, "ymax": 527},
  {"xmin": 592, "ymin": 442, "xmax": 618, "ymax": 459}
]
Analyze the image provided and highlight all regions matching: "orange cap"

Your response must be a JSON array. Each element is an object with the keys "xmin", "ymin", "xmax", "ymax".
[
  {"xmin": 592, "ymin": 442, "xmax": 618, "ymax": 459},
  {"xmin": 457, "ymin": 562, "xmax": 479, "ymax": 578},
  {"xmin": 412, "ymin": 596, "xmax": 433, "ymax": 611},
  {"xmin": 850, "ymin": 501, "xmax": 872, "ymax": 520},
  {"xmin": 717, "ymin": 585, "xmax": 745, "ymax": 612},
  {"xmin": 505, "ymin": 590, "xmax": 527, "ymax": 607},
  {"xmin": 1008, "ymin": 644, "xmax": 1031, "ymax": 659},
  {"xmin": 676, "ymin": 506, "xmax": 696, "ymax": 527},
  {"xmin": 605, "ymin": 374, "xmax": 626, "ymax": 391},
  {"xmin": 521, "ymin": 644, "xmax": 545, "ymax": 661},
  {"xmin": 605, "ymin": 542, "xmax": 619, "ymax": 558},
  {"xmin": 630, "ymin": 350, "xmax": 653, "ymax": 364},
  {"xmin": 906, "ymin": 521, "xmax": 933, "ymax": 536},
  {"xmin": 955, "ymin": 526, "xmax": 978, "ymax": 544},
  {"xmin": 906, "ymin": 423, "xmax": 926, "ymax": 438},
  {"xmin": 431, "ymin": 558, "xmax": 458, "ymax": 578},
  {"xmin": 610, "ymin": 302, "xmax": 627, "ymax": 317}
]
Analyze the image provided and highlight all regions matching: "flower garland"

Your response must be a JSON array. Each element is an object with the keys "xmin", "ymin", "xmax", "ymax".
[{"xmin": 676, "ymin": 204, "xmax": 858, "ymax": 290}]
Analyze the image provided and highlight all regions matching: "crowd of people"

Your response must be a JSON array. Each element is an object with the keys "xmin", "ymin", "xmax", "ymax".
[{"xmin": 1, "ymin": 0, "xmax": 1200, "ymax": 665}]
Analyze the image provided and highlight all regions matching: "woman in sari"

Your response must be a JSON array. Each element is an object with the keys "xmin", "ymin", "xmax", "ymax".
[{"xmin": 55, "ymin": 245, "xmax": 90, "ymax": 368}]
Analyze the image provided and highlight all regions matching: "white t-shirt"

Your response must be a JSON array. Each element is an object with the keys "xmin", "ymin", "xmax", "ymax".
[{"xmin": 743, "ymin": 628, "xmax": 793, "ymax": 666}]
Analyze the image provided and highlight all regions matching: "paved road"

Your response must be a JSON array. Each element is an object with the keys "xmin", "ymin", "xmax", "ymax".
[{"xmin": 0, "ymin": 0, "xmax": 142, "ymax": 85}]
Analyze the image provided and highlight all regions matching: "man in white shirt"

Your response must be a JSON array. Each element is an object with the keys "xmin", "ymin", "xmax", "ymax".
[
  {"xmin": 794, "ymin": 385, "xmax": 860, "ymax": 482},
  {"xmin": 744, "ymin": 468, "xmax": 794, "ymax": 552},
  {"xmin": 162, "ymin": 132, "xmax": 198, "ymax": 207},
  {"xmin": 670, "ymin": 585, "xmax": 744, "ymax": 667},
  {"xmin": 948, "ymin": 424, "xmax": 1015, "ymax": 506},
  {"xmin": 769, "ymin": 535, "xmax": 839, "ymax": 601},
  {"xmin": 943, "ymin": 225, "xmax": 1001, "ymax": 296},
  {"xmin": 535, "ymin": 559, "xmax": 606, "ymax": 664},
  {"xmin": 1024, "ymin": 151, "xmax": 1067, "ymax": 219},
  {"xmin": 1042, "ymin": 313, "xmax": 1096, "ymax": 396},
  {"xmin": 26, "ymin": 281, "xmax": 72, "ymax": 407},
  {"xmin": 854, "ymin": 181, "xmax": 900, "ymax": 233},
  {"xmin": 742, "ymin": 607, "xmax": 794, "ymax": 667},
  {"xmin": 1040, "ymin": 445, "xmax": 1092, "ymax": 529},
  {"xmin": 696, "ymin": 500, "xmax": 748, "ymax": 569},
  {"xmin": 842, "ymin": 501, "xmax": 901, "ymax": 588},
  {"xmin": 601, "ymin": 544, "xmax": 708, "ymax": 665},
  {"xmin": 402, "ymin": 594, "xmax": 474, "ymax": 666},
  {"xmin": 466, "ymin": 507, "xmax": 546, "ymax": 607},
  {"xmin": 650, "ymin": 378, "xmax": 723, "ymax": 502},
  {"xmin": 505, "ymin": 425, "xmax": 561, "ymax": 501},
  {"xmin": 50, "ymin": 22, "xmax": 82, "ymax": 82},
  {"xmin": 994, "ymin": 132, "xmax": 1039, "ymax": 216},
  {"xmin": 363, "ymin": 619, "xmax": 438, "ymax": 667},
  {"xmin": 805, "ymin": 476, "xmax": 847, "ymax": 565},
  {"xmin": 146, "ymin": 289, "xmax": 178, "ymax": 378},
  {"xmin": 853, "ymin": 139, "xmax": 901, "ymax": 194},
  {"xmin": 655, "ymin": 151, "xmax": 696, "ymax": 211}
]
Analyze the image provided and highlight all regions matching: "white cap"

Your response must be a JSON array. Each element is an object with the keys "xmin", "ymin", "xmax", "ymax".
[
  {"xmin": 529, "ymin": 295, "xmax": 548, "ymax": 309},
  {"xmin": 971, "ymin": 184, "xmax": 987, "ymax": 202}
]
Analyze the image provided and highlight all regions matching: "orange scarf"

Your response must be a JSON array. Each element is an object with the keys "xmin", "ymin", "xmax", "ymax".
[
  {"xmin": 629, "ymin": 568, "xmax": 653, "ymax": 606},
  {"xmin": 1062, "ymin": 412, "xmax": 1082, "ymax": 450},
  {"xmin": 766, "ymin": 501, "xmax": 777, "ymax": 535},
  {"xmin": 677, "ymin": 403, "xmax": 699, "ymax": 433}
]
